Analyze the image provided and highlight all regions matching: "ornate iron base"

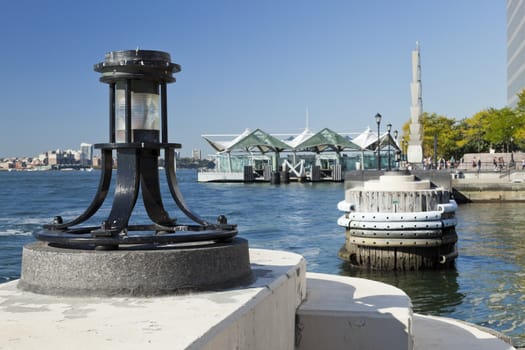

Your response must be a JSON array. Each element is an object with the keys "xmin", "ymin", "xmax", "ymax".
[{"xmin": 35, "ymin": 141, "xmax": 237, "ymax": 249}]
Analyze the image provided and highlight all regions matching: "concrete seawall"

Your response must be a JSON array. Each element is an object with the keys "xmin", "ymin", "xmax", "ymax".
[
  {"xmin": 413, "ymin": 169, "xmax": 525, "ymax": 203},
  {"xmin": 452, "ymin": 172, "xmax": 525, "ymax": 202}
]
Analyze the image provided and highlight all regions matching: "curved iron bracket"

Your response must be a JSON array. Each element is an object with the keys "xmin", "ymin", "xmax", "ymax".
[
  {"xmin": 43, "ymin": 148, "xmax": 113, "ymax": 231},
  {"xmin": 165, "ymin": 147, "xmax": 210, "ymax": 226}
]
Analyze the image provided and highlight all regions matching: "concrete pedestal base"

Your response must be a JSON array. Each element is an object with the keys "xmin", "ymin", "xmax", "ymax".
[
  {"xmin": 1, "ymin": 249, "xmax": 306, "ymax": 350},
  {"xmin": 18, "ymin": 238, "xmax": 253, "ymax": 296}
]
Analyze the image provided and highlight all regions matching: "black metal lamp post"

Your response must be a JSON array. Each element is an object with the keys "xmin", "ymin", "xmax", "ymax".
[
  {"xmin": 375, "ymin": 113, "xmax": 382, "ymax": 170},
  {"xmin": 401, "ymin": 136, "xmax": 408, "ymax": 161},
  {"xmin": 394, "ymin": 130, "xmax": 398, "ymax": 169},
  {"xmin": 433, "ymin": 134, "xmax": 438, "ymax": 169},
  {"xmin": 387, "ymin": 123, "xmax": 392, "ymax": 171},
  {"xmin": 35, "ymin": 50, "xmax": 237, "ymax": 249}
]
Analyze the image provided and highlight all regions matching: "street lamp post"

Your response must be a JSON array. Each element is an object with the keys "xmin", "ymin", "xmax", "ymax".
[
  {"xmin": 400, "ymin": 137, "xmax": 408, "ymax": 168},
  {"xmin": 375, "ymin": 113, "xmax": 382, "ymax": 170},
  {"xmin": 394, "ymin": 130, "xmax": 398, "ymax": 169},
  {"xmin": 387, "ymin": 123, "xmax": 392, "ymax": 171},
  {"xmin": 403, "ymin": 139, "xmax": 408, "ymax": 162}
]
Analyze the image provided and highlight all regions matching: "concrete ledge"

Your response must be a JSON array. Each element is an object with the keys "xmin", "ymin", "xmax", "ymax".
[
  {"xmin": 296, "ymin": 272, "xmax": 413, "ymax": 350},
  {"xmin": 0, "ymin": 248, "xmax": 306, "ymax": 350},
  {"xmin": 453, "ymin": 173, "xmax": 525, "ymax": 201},
  {"xmin": 413, "ymin": 314, "xmax": 515, "ymax": 350},
  {"xmin": 295, "ymin": 273, "xmax": 516, "ymax": 350}
]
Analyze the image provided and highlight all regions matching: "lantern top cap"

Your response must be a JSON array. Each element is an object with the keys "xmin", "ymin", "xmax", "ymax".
[{"xmin": 94, "ymin": 49, "xmax": 181, "ymax": 83}]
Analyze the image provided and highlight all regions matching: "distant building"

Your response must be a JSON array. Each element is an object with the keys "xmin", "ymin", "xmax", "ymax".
[
  {"xmin": 47, "ymin": 151, "xmax": 59, "ymax": 166},
  {"xmin": 14, "ymin": 159, "xmax": 26, "ymax": 169},
  {"xmin": 92, "ymin": 155, "xmax": 102, "ymax": 168},
  {"xmin": 192, "ymin": 149, "xmax": 201, "ymax": 161},
  {"xmin": 507, "ymin": 0, "xmax": 525, "ymax": 107},
  {"xmin": 37, "ymin": 153, "xmax": 48, "ymax": 165},
  {"xmin": 0, "ymin": 160, "xmax": 13, "ymax": 170},
  {"xmin": 45, "ymin": 149, "xmax": 76, "ymax": 167},
  {"xmin": 80, "ymin": 143, "xmax": 93, "ymax": 167}
]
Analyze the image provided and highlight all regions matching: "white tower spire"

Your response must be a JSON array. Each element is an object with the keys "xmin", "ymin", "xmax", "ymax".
[{"xmin": 407, "ymin": 41, "xmax": 424, "ymax": 165}]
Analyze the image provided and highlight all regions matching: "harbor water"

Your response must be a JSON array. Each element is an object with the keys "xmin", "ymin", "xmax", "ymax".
[{"xmin": 1, "ymin": 169, "xmax": 524, "ymax": 346}]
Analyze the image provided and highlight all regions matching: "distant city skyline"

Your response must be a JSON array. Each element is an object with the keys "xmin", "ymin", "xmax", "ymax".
[
  {"xmin": 0, "ymin": 1, "xmax": 506, "ymax": 158},
  {"xmin": 0, "ymin": 143, "xmax": 94, "ymax": 160},
  {"xmin": 0, "ymin": 143, "xmax": 193, "ymax": 162}
]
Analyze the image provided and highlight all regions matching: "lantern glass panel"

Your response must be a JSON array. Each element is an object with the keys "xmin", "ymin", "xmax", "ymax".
[{"xmin": 115, "ymin": 80, "xmax": 160, "ymax": 142}]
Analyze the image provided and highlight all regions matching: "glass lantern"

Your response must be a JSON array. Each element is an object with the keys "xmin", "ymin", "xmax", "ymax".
[{"xmin": 115, "ymin": 80, "xmax": 160, "ymax": 143}]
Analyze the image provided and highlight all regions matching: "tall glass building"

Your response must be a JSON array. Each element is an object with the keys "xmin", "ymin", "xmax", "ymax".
[
  {"xmin": 507, "ymin": 0, "xmax": 525, "ymax": 107},
  {"xmin": 80, "ymin": 143, "xmax": 93, "ymax": 168}
]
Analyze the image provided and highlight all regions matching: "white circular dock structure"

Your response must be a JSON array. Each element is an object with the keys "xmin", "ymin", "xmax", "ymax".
[{"xmin": 338, "ymin": 171, "xmax": 458, "ymax": 270}]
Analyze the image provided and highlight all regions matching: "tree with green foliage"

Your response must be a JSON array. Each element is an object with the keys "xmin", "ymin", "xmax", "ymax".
[
  {"xmin": 512, "ymin": 89, "xmax": 525, "ymax": 150},
  {"xmin": 457, "ymin": 109, "xmax": 492, "ymax": 153},
  {"xmin": 483, "ymin": 107, "xmax": 521, "ymax": 152},
  {"xmin": 516, "ymin": 89, "xmax": 525, "ymax": 112},
  {"xmin": 420, "ymin": 113, "xmax": 461, "ymax": 160}
]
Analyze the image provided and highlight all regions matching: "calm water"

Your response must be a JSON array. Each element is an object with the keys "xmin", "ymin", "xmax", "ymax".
[{"xmin": 1, "ymin": 170, "xmax": 524, "ymax": 346}]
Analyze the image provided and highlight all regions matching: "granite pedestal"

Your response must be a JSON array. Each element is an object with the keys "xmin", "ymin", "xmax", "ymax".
[{"xmin": 18, "ymin": 238, "xmax": 253, "ymax": 296}]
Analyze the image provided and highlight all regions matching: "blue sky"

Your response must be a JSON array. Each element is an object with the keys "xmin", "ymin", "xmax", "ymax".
[{"xmin": 0, "ymin": 0, "xmax": 506, "ymax": 157}]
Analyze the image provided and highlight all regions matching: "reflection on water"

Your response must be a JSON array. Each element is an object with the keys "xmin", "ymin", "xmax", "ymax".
[
  {"xmin": 457, "ymin": 203, "xmax": 525, "ymax": 345},
  {"xmin": 341, "ymin": 202, "xmax": 525, "ymax": 347}
]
